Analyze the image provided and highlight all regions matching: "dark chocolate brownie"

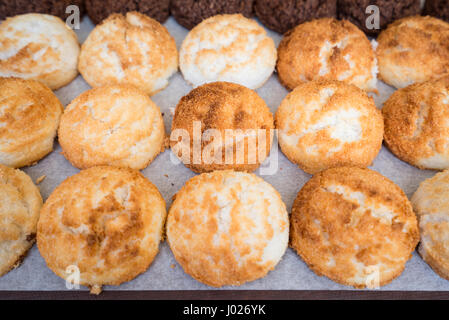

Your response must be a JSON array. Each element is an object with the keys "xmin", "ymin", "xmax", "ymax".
[
  {"xmin": 424, "ymin": 0, "xmax": 449, "ymax": 23},
  {"xmin": 0, "ymin": 0, "xmax": 85, "ymax": 20},
  {"xmin": 254, "ymin": 0, "xmax": 337, "ymax": 34},
  {"xmin": 85, "ymin": 0, "xmax": 170, "ymax": 24},
  {"xmin": 171, "ymin": 0, "xmax": 254, "ymax": 30},
  {"xmin": 338, "ymin": 0, "xmax": 422, "ymax": 35}
]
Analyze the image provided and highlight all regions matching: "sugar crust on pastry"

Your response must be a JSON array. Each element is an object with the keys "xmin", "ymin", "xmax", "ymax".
[
  {"xmin": 290, "ymin": 166, "xmax": 419, "ymax": 288},
  {"xmin": 0, "ymin": 13, "xmax": 80, "ymax": 90},
  {"xmin": 277, "ymin": 18, "xmax": 378, "ymax": 92},
  {"xmin": 412, "ymin": 170, "xmax": 449, "ymax": 281},
  {"xmin": 275, "ymin": 80, "xmax": 383, "ymax": 174},
  {"xmin": 78, "ymin": 11, "xmax": 178, "ymax": 96},
  {"xmin": 0, "ymin": 164, "xmax": 42, "ymax": 277},
  {"xmin": 376, "ymin": 16, "xmax": 449, "ymax": 89},
  {"xmin": 179, "ymin": 14, "xmax": 277, "ymax": 90},
  {"xmin": 166, "ymin": 170, "xmax": 289, "ymax": 287},
  {"xmin": 383, "ymin": 76, "xmax": 449, "ymax": 170},
  {"xmin": 58, "ymin": 85, "xmax": 165, "ymax": 170},
  {"xmin": 0, "ymin": 77, "xmax": 63, "ymax": 168},
  {"xmin": 37, "ymin": 166, "xmax": 167, "ymax": 294},
  {"xmin": 170, "ymin": 82, "xmax": 274, "ymax": 173}
]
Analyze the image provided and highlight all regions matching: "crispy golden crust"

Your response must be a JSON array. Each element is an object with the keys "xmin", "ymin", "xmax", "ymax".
[
  {"xmin": 78, "ymin": 12, "xmax": 178, "ymax": 96},
  {"xmin": 179, "ymin": 14, "xmax": 276, "ymax": 90},
  {"xmin": 0, "ymin": 14, "xmax": 80, "ymax": 90},
  {"xmin": 170, "ymin": 82, "xmax": 274, "ymax": 173},
  {"xmin": 290, "ymin": 167, "xmax": 419, "ymax": 288},
  {"xmin": 277, "ymin": 18, "xmax": 377, "ymax": 92},
  {"xmin": 411, "ymin": 170, "xmax": 449, "ymax": 281},
  {"xmin": 0, "ymin": 164, "xmax": 42, "ymax": 277},
  {"xmin": 377, "ymin": 16, "xmax": 449, "ymax": 89},
  {"xmin": 275, "ymin": 80, "xmax": 383, "ymax": 174},
  {"xmin": 37, "ymin": 166, "xmax": 167, "ymax": 293},
  {"xmin": 0, "ymin": 77, "xmax": 63, "ymax": 168},
  {"xmin": 166, "ymin": 170, "xmax": 289, "ymax": 287},
  {"xmin": 382, "ymin": 76, "xmax": 449, "ymax": 170},
  {"xmin": 58, "ymin": 85, "xmax": 165, "ymax": 170}
]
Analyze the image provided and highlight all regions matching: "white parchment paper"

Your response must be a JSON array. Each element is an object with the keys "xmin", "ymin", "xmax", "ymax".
[{"xmin": 0, "ymin": 16, "xmax": 446, "ymax": 292}]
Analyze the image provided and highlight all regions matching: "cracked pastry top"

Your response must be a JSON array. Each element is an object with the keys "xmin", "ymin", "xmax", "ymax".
[
  {"xmin": 276, "ymin": 18, "xmax": 378, "ymax": 92},
  {"xmin": 0, "ymin": 13, "xmax": 80, "ymax": 90},
  {"xmin": 275, "ymin": 80, "xmax": 383, "ymax": 174},
  {"xmin": 376, "ymin": 16, "xmax": 449, "ymax": 89},
  {"xmin": 382, "ymin": 76, "xmax": 449, "ymax": 170},
  {"xmin": 0, "ymin": 77, "xmax": 63, "ymax": 168},
  {"xmin": 37, "ymin": 166, "xmax": 167, "ymax": 294},
  {"xmin": 412, "ymin": 169, "xmax": 449, "ymax": 281},
  {"xmin": 78, "ymin": 11, "xmax": 178, "ymax": 96},
  {"xmin": 166, "ymin": 170, "xmax": 289, "ymax": 287},
  {"xmin": 290, "ymin": 166, "xmax": 419, "ymax": 288},
  {"xmin": 170, "ymin": 82, "xmax": 274, "ymax": 173},
  {"xmin": 179, "ymin": 14, "xmax": 277, "ymax": 90},
  {"xmin": 0, "ymin": 164, "xmax": 42, "ymax": 278},
  {"xmin": 58, "ymin": 85, "xmax": 165, "ymax": 170}
]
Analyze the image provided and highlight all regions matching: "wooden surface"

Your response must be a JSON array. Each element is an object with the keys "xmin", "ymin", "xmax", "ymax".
[{"xmin": 1, "ymin": 290, "xmax": 449, "ymax": 300}]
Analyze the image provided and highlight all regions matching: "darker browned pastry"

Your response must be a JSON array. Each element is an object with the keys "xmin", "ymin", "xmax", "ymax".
[
  {"xmin": 424, "ymin": 0, "xmax": 449, "ymax": 23},
  {"xmin": 0, "ymin": 0, "xmax": 85, "ymax": 20},
  {"xmin": 338, "ymin": 0, "xmax": 421, "ymax": 35},
  {"xmin": 85, "ymin": 0, "xmax": 170, "ymax": 24},
  {"xmin": 171, "ymin": 0, "xmax": 254, "ymax": 29},
  {"xmin": 254, "ymin": 0, "xmax": 336, "ymax": 34}
]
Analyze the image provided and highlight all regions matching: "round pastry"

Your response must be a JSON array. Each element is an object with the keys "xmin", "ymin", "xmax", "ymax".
[
  {"xmin": 275, "ymin": 80, "xmax": 383, "ymax": 174},
  {"xmin": 0, "ymin": 13, "xmax": 80, "ymax": 90},
  {"xmin": 179, "ymin": 14, "xmax": 277, "ymax": 90},
  {"xmin": 291, "ymin": 166, "xmax": 419, "ymax": 288},
  {"xmin": 382, "ymin": 76, "xmax": 449, "ymax": 170},
  {"xmin": 58, "ymin": 85, "xmax": 165, "ymax": 170},
  {"xmin": 412, "ymin": 169, "xmax": 449, "ymax": 280},
  {"xmin": 0, "ymin": 164, "xmax": 42, "ymax": 277},
  {"xmin": 376, "ymin": 15, "xmax": 449, "ymax": 89},
  {"xmin": 277, "ymin": 18, "xmax": 378, "ymax": 92},
  {"xmin": 0, "ymin": 77, "xmax": 63, "ymax": 168},
  {"xmin": 170, "ymin": 82, "xmax": 274, "ymax": 173},
  {"xmin": 424, "ymin": 0, "xmax": 449, "ymax": 23},
  {"xmin": 86, "ymin": 0, "xmax": 170, "ymax": 25},
  {"xmin": 78, "ymin": 12, "xmax": 178, "ymax": 96},
  {"xmin": 0, "ymin": 0, "xmax": 85, "ymax": 21},
  {"xmin": 171, "ymin": 0, "xmax": 254, "ymax": 30},
  {"xmin": 166, "ymin": 170, "xmax": 289, "ymax": 287},
  {"xmin": 37, "ymin": 166, "xmax": 167, "ymax": 294},
  {"xmin": 338, "ymin": 0, "xmax": 421, "ymax": 35},
  {"xmin": 254, "ymin": 0, "xmax": 337, "ymax": 34}
]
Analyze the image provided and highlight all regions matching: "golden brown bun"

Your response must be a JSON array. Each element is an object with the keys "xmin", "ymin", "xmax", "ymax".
[
  {"xmin": 58, "ymin": 85, "xmax": 165, "ymax": 170},
  {"xmin": 277, "ymin": 18, "xmax": 377, "ymax": 92},
  {"xmin": 0, "ymin": 77, "xmax": 63, "ymax": 168},
  {"xmin": 377, "ymin": 16, "xmax": 449, "ymax": 89},
  {"xmin": 170, "ymin": 82, "xmax": 274, "ymax": 173},
  {"xmin": 290, "ymin": 167, "xmax": 419, "ymax": 288},
  {"xmin": 37, "ymin": 166, "xmax": 167, "ymax": 294},
  {"xmin": 412, "ymin": 170, "xmax": 449, "ymax": 281},
  {"xmin": 0, "ymin": 164, "xmax": 42, "ymax": 277},
  {"xmin": 166, "ymin": 170, "xmax": 289, "ymax": 287},
  {"xmin": 383, "ymin": 76, "xmax": 449, "ymax": 170},
  {"xmin": 78, "ymin": 12, "xmax": 178, "ymax": 96},
  {"xmin": 179, "ymin": 14, "xmax": 276, "ymax": 90},
  {"xmin": 0, "ymin": 14, "xmax": 80, "ymax": 90},
  {"xmin": 275, "ymin": 80, "xmax": 383, "ymax": 174}
]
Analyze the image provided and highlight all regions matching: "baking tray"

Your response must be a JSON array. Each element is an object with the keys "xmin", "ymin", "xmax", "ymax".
[{"xmin": 0, "ymin": 15, "xmax": 448, "ymax": 298}]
